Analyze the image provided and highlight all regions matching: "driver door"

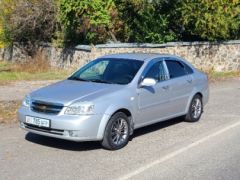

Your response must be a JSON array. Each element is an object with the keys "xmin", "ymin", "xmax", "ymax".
[{"xmin": 136, "ymin": 60, "xmax": 172, "ymax": 128}]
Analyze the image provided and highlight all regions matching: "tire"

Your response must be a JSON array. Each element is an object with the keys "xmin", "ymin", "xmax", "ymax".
[
  {"xmin": 185, "ymin": 94, "xmax": 203, "ymax": 122},
  {"xmin": 101, "ymin": 112, "xmax": 130, "ymax": 150}
]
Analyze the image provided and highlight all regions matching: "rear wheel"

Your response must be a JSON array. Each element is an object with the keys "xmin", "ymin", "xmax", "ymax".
[
  {"xmin": 185, "ymin": 94, "xmax": 203, "ymax": 122},
  {"xmin": 101, "ymin": 112, "xmax": 130, "ymax": 150}
]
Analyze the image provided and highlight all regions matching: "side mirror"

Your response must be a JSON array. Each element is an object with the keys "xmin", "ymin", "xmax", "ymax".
[{"xmin": 140, "ymin": 78, "xmax": 157, "ymax": 87}]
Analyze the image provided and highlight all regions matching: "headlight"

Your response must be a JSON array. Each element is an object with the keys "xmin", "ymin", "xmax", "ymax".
[
  {"xmin": 22, "ymin": 95, "xmax": 31, "ymax": 107},
  {"xmin": 64, "ymin": 102, "xmax": 94, "ymax": 115}
]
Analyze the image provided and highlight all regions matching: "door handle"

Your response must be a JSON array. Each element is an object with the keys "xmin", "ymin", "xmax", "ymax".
[{"xmin": 162, "ymin": 85, "xmax": 169, "ymax": 90}]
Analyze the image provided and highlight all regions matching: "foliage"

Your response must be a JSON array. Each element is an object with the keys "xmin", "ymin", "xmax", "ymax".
[
  {"xmin": 0, "ymin": 0, "xmax": 15, "ymax": 47},
  {"xmin": 59, "ymin": 0, "xmax": 123, "ymax": 44},
  {"xmin": 0, "ymin": 25, "xmax": 6, "ymax": 48},
  {"xmin": 115, "ymin": 0, "xmax": 176, "ymax": 43},
  {"xmin": 0, "ymin": 0, "xmax": 239, "ymax": 48},
  {"xmin": 0, "ymin": 27, "xmax": 4, "ymax": 48},
  {"xmin": 0, "ymin": 0, "xmax": 57, "ymax": 50},
  {"xmin": 174, "ymin": 0, "xmax": 240, "ymax": 41},
  {"xmin": 12, "ymin": 0, "xmax": 57, "ymax": 43}
]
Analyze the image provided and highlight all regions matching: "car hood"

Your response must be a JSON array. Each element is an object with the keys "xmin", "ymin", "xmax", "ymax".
[{"xmin": 30, "ymin": 80, "xmax": 122, "ymax": 106}]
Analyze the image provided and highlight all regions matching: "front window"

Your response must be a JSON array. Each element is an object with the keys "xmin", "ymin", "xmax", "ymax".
[
  {"xmin": 144, "ymin": 61, "xmax": 168, "ymax": 81},
  {"xmin": 69, "ymin": 58, "xmax": 144, "ymax": 85}
]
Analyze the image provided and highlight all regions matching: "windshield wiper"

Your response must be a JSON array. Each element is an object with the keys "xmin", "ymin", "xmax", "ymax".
[
  {"xmin": 89, "ymin": 79, "xmax": 113, "ymax": 84},
  {"xmin": 68, "ymin": 77, "xmax": 88, "ymax": 81},
  {"xmin": 69, "ymin": 77, "xmax": 114, "ymax": 84}
]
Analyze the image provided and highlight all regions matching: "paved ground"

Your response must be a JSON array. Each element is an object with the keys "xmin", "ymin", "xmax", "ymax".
[
  {"xmin": 0, "ymin": 78, "xmax": 240, "ymax": 180},
  {"xmin": 0, "ymin": 80, "xmax": 56, "ymax": 101}
]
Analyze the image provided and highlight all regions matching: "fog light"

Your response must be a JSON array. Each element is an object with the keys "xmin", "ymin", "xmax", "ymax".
[
  {"xmin": 64, "ymin": 130, "xmax": 81, "ymax": 137},
  {"xmin": 20, "ymin": 122, "xmax": 24, "ymax": 127}
]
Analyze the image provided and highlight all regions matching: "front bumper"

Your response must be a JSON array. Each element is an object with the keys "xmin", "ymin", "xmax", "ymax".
[{"xmin": 18, "ymin": 106, "xmax": 110, "ymax": 142}]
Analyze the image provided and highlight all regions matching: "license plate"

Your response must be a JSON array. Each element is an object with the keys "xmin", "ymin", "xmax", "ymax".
[{"xmin": 25, "ymin": 116, "xmax": 50, "ymax": 128}]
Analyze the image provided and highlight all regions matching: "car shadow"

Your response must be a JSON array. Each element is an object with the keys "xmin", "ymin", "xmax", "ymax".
[
  {"xmin": 25, "ymin": 117, "xmax": 183, "ymax": 151},
  {"xmin": 25, "ymin": 133, "xmax": 102, "ymax": 151},
  {"xmin": 131, "ymin": 116, "xmax": 183, "ymax": 140}
]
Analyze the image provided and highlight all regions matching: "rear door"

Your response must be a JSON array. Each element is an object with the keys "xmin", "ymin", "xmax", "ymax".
[{"xmin": 165, "ymin": 59, "xmax": 194, "ymax": 115}]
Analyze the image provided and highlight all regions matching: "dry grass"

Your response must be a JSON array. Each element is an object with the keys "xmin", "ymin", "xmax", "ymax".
[
  {"xmin": 203, "ymin": 68, "xmax": 240, "ymax": 82},
  {"xmin": 0, "ymin": 52, "xmax": 71, "ymax": 84},
  {"xmin": 0, "ymin": 101, "xmax": 21, "ymax": 124},
  {"xmin": 13, "ymin": 51, "xmax": 50, "ymax": 73}
]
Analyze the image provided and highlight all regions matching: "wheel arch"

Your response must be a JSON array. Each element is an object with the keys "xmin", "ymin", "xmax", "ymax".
[
  {"xmin": 97, "ymin": 107, "xmax": 134, "ymax": 139},
  {"xmin": 112, "ymin": 108, "xmax": 132, "ymax": 118},
  {"xmin": 109, "ymin": 108, "xmax": 134, "ymax": 135},
  {"xmin": 195, "ymin": 92, "xmax": 203, "ymax": 98},
  {"xmin": 185, "ymin": 91, "xmax": 203, "ymax": 114}
]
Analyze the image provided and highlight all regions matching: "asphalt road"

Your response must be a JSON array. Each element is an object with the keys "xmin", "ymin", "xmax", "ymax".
[{"xmin": 0, "ymin": 78, "xmax": 240, "ymax": 180}]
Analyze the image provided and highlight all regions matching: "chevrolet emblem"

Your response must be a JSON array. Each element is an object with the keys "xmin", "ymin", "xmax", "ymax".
[{"xmin": 38, "ymin": 105, "xmax": 47, "ymax": 111}]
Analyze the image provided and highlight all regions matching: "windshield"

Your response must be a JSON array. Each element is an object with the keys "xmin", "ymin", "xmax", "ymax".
[{"xmin": 68, "ymin": 58, "xmax": 144, "ymax": 85}]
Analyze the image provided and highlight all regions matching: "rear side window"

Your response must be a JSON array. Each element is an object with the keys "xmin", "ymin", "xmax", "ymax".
[
  {"xmin": 165, "ymin": 60, "xmax": 186, "ymax": 78},
  {"xmin": 182, "ymin": 62, "xmax": 194, "ymax": 74}
]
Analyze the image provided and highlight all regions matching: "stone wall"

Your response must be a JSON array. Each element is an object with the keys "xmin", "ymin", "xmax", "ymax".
[{"xmin": 1, "ymin": 41, "xmax": 240, "ymax": 71}]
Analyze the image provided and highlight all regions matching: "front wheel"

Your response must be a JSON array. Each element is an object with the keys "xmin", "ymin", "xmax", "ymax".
[
  {"xmin": 101, "ymin": 112, "xmax": 130, "ymax": 150},
  {"xmin": 185, "ymin": 94, "xmax": 203, "ymax": 122}
]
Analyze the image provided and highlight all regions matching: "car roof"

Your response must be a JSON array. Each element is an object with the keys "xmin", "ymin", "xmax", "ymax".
[{"xmin": 99, "ymin": 53, "xmax": 181, "ymax": 61}]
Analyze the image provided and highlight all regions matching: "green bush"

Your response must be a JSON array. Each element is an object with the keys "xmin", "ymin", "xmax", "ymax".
[
  {"xmin": 59, "ymin": 0, "xmax": 120, "ymax": 44},
  {"xmin": 1, "ymin": 0, "xmax": 239, "ymax": 47},
  {"xmin": 174, "ymin": 0, "xmax": 240, "ymax": 41},
  {"xmin": 0, "ymin": 0, "xmax": 14, "ymax": 47},
  {"xmin": 115, "ymin": 0, "xmax": 176, "ymax": 43}
]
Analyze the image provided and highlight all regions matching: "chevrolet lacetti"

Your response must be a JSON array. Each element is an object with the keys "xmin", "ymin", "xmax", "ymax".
[{"xmin": 18, "ymin": 53, "xmax": 209, "ymax": 150}]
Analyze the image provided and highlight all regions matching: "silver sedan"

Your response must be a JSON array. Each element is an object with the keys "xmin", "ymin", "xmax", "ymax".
[{"xmin": 18, "ymin": 53, "xmax": 209, "ymax": 150}]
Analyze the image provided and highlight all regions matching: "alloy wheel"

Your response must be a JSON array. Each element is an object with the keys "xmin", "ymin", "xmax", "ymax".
[{"xmin": 111, "ymin": 118, "xmax": 128, "ymax": 146}]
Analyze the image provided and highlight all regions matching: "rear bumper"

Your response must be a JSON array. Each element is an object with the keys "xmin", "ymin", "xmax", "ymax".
[
  {"xmin": 18, "ymin": 106, "xmax": 110, "ymax": 142},
  {"xmin": 202, "ymin": 84, "xmax": 209, "ymax": 106}
]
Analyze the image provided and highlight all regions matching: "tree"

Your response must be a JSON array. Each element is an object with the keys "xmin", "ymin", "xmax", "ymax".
[
  {"xmin": 0, "ymin": 18, "xmax": 5, "ymax": 47},
  {"xmin": 0, "ymin": 0, "xmax": 58, "ymax": 53},
  {"xmin": 115, "ymin": 0, "xmax": 176, "ymax": 43},
  {"xmin": 174, "ymin": 0, "xmax": 240, "ymax": 41},
  {"xmin": 0, "ymin": 0, "xmax": 15, "ymax": 47},
  {"xmin": 10, "ymin": 0, "xmax": 57, "ymax": 43},
  {"xmin": 59, "ymin": 0, "xmax": 124, "ymax": 44},
  {"xmin": 1, "ymin": 0, "xmax": 239, "ymax": 48}
]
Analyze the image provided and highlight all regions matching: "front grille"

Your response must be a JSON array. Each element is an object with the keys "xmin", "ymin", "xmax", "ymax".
[
  {"xmin": 24, "ymin": 123, "xmax": 64, "ymax": 135},
  {"xmin": 31, "ymin": 101, "xmax": 63, "ymax": 115}
]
